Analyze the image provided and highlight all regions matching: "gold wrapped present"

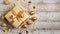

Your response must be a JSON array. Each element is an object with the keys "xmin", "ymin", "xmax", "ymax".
[{"xmin": 5, "ymin": 5, "xmax": 29, "ymax": 28}]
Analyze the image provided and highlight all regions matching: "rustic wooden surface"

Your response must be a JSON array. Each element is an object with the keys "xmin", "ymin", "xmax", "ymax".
[{"xmin": 0, "ymin": 0, "xmax": 60, "ymax": 34}]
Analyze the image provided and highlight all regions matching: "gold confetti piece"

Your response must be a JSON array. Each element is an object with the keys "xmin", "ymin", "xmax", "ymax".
[
  {"xmin": 28, "ymin": 1, "xmax": 31, "ymax": 3},
  {"xmin": 1, "ymin": 16, "xmax": 5, "ymax": 20},
  {"xmin": 8, "ymin": 28, "xmax": 12, "ymax": 32},
  {"xmin": 27, "ymin": 20, "xmax": 33, "ymax": 25},
  {"xmin": 1, "ymin": 30, "xmax": 5, "ymax": 32},
  {"xmin": 33, "ymin": 6, "xmax": 36, "ymax": 9},
  {"xmin": 26, "ymin": 30, "xmax": 29, "ymax": 33},
  {"xmin": 19, "ymin": 33, "xmax": 21, "ymax": 34},
  {"xmin": 29, "ymin": 11, "xmax": 35, "ymax": 15},
  {"xmin": 1, "ymin": 23, "xmax": 7, "ymax": 27},
  {"xmin": 4, "ymin": 0, "xmax": 10, "ymax": 5},
  {"xmin": 31, "ymin": 16, "xmax": 37, "ymax": 21},
  {"xmin": 22, "ymin": 24, "xmax": 27, "ymax": 28}
]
